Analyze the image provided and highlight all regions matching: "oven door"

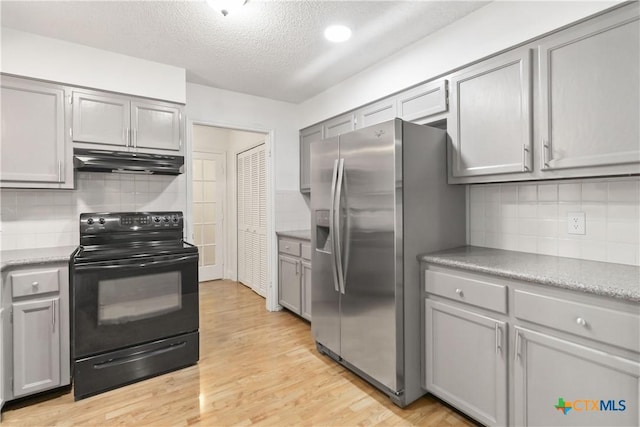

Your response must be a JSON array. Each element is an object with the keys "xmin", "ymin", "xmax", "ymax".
[{"xmin": 72, "ymin": 252, "xmax": 198, "ymax": 359}]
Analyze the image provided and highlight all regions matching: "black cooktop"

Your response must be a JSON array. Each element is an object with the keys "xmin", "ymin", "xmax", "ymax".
[{"xmin": 73, "ymin": 240, "xmax": 197, "ymax": 263}]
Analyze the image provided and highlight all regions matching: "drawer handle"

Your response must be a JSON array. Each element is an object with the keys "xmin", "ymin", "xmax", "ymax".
[
  {"xmin": 285, "ymin": 245, "xmax": 290, "ymax": 249},
  {"xmin": 455, "ymin": 288, "xmax": 463, "ymax": 297},
  {"xmin": 576, "ymin": 317, "xmax": 587, "ymax": 327},
  {"xmin": 32, "ymin": 281, "xmax": 39, "ymax": 288}
]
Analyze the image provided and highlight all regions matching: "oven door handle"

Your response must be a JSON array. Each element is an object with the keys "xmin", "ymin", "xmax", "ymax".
[{"xmin": 74, "ymin": 254, "xmax": 198, "ymax": 272}]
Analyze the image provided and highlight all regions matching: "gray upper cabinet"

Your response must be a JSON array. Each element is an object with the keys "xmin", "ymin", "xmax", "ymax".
[
  {"xmin": 299, "ymin": 124, "xmax": 323, "ymax": 193},
  {"xmin": 73, "ymin": 90, "xmax": 183, "ymax": 153},
  {"xmin": 449, "ymin": 48, "xmax": 533, "ymax": 179},
  {"xmin": 72, "ymin": 91, "xmax": 130, "ymax": 148},
  {"xmin": 322, "ymin": 113, "xmax": 355, "ymax": 138},
  {"xmin": 397, "ymin": 79, "xmax": 448, "ymax": 123},
  {"xmin": 356, "ymin": 97, "xmax": 397, "ymax": 129},
  {"xmin": 0, "ymin": 76, "xmax": 72, "ymax": 189},
  {"xmin": 538, "ymin": 5, "xmax": 640, "ymax": 175},
  {"xmin": 131, "ymin": 101, "xmax": 181, "ymax": 151}
]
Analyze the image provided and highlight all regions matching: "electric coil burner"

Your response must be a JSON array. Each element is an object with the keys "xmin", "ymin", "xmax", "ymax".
[{"xmin": 70, "ymin": 211, "xmax": 199, "ymax": 400}]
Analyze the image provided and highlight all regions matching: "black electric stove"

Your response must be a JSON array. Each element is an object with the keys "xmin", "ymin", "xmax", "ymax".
[{"xmin": 70, "ymin": 211, "xmax": 199, "ymax": 400}]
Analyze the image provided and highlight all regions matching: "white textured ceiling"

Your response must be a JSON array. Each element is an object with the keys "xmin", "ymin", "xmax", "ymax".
[{"xmin": 0, "ymin": 0, "xmax": 489, "ymax": 103}]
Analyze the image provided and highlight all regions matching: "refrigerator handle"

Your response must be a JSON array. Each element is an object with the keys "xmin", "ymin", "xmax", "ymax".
[
  {"xmin": 334, "ymin": 158, "xmax": 346, "ymax": 294},
  {"xmin": 329, "ymin": 159, "xmax": 340, "ymax": 293}
]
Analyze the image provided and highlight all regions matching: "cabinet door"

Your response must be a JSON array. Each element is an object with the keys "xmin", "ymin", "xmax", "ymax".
[
  {"xmin": 425, "ymin": 300, "xmax": 507, "ymax": 426},
  {"xmin": 513, "ymin": 327, "xmax": 639, "ymax": 427},
  {"xmin": 0, "ymin": 308, "xmax": 4, "ymax": 411},
  {"xmin": 72, "ymin": 91, "xmax": 130, "ymax": 147},
  {"xmin": 278, "ymin": 255, "xmax": 301, "ymax": 315},
  {"xmin": 301, "ymin": 261, "xmax": 312, "ymax": 321},
  {"xmin": 0, "ymin": 77, "xmax": 67, "ymax": 185},
  {"xmin": 132, "ymin": 101, "xmax": 182, "ymax": 151},
  {"xmin": 299, "ymin": 124, "xmax": 323, "ymax": 193},
  {"xmin": 322, "ymin": 113, "xmax": 355, "ymax": 138},
  {"xmin": 397, "ymin": 79, "xmax": 447, "ymax": 122},
  {"xmin": 538, "ymin": 6, "xmax": 639, "ymax": 172},
  {"xmin": 449, "ymin": 48, "xmax": 532, "ymax": 177},
  {"xmin": 356, "ymin": 97, "xmax": 397, "ymax": 129},
  {"xmin": 12, "ymin": 298, "xmax": 60, "ymax": 398}
]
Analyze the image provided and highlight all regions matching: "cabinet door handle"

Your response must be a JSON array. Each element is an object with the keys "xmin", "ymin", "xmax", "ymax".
[
  {"xmin": 134, "ymin": 129, "xmax": 138, "ymax": 148},
  {"xmin": 51, "ymin": 300, "xmax": 56, "ymax": 332},
  {"xmin": 58, "ymin": 160, "xmax": 63, "ymax": 183},
  {"xmin": 514, "ymin": 329, "xmax": 521, "ymax": 361},
  {"xmin": 522, "ymin": 145, "xmax": 530, "ymax": 172},
  {"xmin": 495, "ymin": 323, "xmax": 502, "ymax": 354},
  {"xmin": 125, "ymin": 127, "xmax": 130, "ymax": 147},
  {"xmin": 295, "ymin": 262, "xmax": 299, "ymax": 276},
  {"xmin": 542, "ymin": 137, "xmax": 551, "ymax": 168}
]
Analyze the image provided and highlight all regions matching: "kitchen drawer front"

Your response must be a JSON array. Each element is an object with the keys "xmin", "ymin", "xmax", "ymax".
[
  {"xmin": 11, "ymin": 268, "xmax": 61, "ymax": 298},
  {"xmin": 425, "ymin": 270, "xmax": 507, "ymax": 313},
  {"xmin": 301, "ymin": 243, "xmax": 311, "ymax": 261},
  {"xmin": 279, "ymin": 240, "xmax": 301, "ymax": 257},
  {"xmin": 514, "ymin": 290, "xmax": 640, "ymax": 352}
]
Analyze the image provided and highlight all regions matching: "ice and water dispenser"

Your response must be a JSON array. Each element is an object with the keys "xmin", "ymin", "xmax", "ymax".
[{"xmin": 315, "ymin": 210, "xmax": 332, "ymax": 253}]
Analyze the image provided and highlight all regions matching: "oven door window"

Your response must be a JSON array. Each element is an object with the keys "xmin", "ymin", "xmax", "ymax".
[
  {"xmin": 99, "ymin": 272, "xmax": 182, "ymax": 325},
  {"xmin": 73, "ymin": 254, "xmax": 198, "ymax": 358}
]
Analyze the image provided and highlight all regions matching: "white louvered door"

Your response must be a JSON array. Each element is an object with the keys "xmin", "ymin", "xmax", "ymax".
[{"xmin": 237, "ymin": 144, "xmax": 268, "ymax": 297}]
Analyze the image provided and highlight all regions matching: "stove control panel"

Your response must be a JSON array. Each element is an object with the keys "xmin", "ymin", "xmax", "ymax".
[{"xmin": 80, "ymin": 212, "xmax": 183, "ymax": 234}]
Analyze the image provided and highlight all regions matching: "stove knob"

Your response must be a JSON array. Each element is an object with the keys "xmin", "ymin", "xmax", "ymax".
[
  {"xmin": 99, "ymin": 218, "xmax": 106, "ymax": 225},
  {"xmin": 86, "ymin": 218, "xmax": 94, "ymax": 225},
  {"xmin": 153, "ymin": 216, "xmax": 161, "ymax": 223},
  {"xmin": 163, "ymin": 216, "xmax": 170, "ymax": 223},
  {"xmin": 172, "ymin": 216, "xmax": 179, "ymax": 223}
]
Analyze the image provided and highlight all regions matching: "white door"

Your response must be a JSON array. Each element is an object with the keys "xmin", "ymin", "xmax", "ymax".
[
  {"xmin": 192, "ymin": 152, "xmax": 225, "ymax": 281},
  {"xmin": 237, "ymin": 143, "xmax": 267, "ymax": 297}
]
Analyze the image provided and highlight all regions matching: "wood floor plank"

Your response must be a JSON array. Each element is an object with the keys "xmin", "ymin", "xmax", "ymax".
[{"xmin": 1, "ymin": 280, "xmax": 475, "ymax": 426}]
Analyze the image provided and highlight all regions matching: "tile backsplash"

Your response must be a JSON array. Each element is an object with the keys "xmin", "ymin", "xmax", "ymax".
[
  {"xmin": 468, "ymin": 177, "xmax": 640, "ymax": 266},
  {"xmin": 0, "ymin": 172, "xmax": 186, "ymax": 251}
]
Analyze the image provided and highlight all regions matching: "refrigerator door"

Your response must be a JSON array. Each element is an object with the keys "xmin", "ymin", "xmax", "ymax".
[
  {"xmin": 337, "ymin": 119, "xmax": 403, "ymax": 392},
  {"xmin": 310, "ymin": 137, "xmax": 341, "ymax": 354}
]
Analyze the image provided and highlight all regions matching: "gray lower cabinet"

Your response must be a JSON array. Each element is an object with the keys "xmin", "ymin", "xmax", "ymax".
[
  {"xmin": 424, "ymin": 299, "xmax": 507, "ymax": 426},
  {"xmin": 0, "ymin": 308, "xmax": 4, "ymax": 413},
  {"xmin": 12, "ymin": 298, "xmax": 60, "ymax": 397},
  {"xmin": 0, "ymin": 75, "xmax": 73, "ymax": 189},
  {"xmin": 277, "ymin": 236, "xmax": 312, "ymax": 321},
  {"xmin": 72, "ymin": 89, "xmax": 183, "ymax": 153},
  {"xmin": 513, "ymin": 327, "xmax": 639, "ymax": 427},
  {"xmin": 537, "ymin": 4, "xmax": 639, "ymax": 175},
  {"xmin": 1, "ymin": 263, "xmax": 71, "ymax": 403},
  {"xmin": 422, "ymin": 263, "xmax": 640, "ymax": 427},
  {"xmin": 278, "ymin": 255, "xmax": 301, "ymax": 314}
]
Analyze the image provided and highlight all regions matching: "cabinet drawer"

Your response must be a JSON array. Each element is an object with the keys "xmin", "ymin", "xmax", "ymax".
[
  {"xmin": 514, "ymin": 290, "xmax": 640, "ymax": 352},
  {"xmin": 425, "ymin": 270, "xmax": 507, "ymax": 313},
  {"xmin": 11, "ymin": 268, "xmax": 60, "ymax": 298},
  {"xmin": 301, "ymin": 243, "xmax": 311, "ymax": 261},
  {"xmin": 279, "ymin": 240, "xmax": 301, "ymax": 257}
]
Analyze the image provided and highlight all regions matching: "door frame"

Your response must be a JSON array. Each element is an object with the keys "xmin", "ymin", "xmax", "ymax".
[{"xmin": 186, "ymin": 118, "xmax": 278, "ymax": 311}]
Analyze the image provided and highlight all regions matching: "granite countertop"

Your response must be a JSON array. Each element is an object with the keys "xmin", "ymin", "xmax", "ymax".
[
  {"xmin": 1, "ymin": 245, "xmax": 77, "ymax": 272},
  {"xmin": 276, "ymin": 230, "xmax": 311, "ymax": 241},
  {"xmin": 419, "ymin": 246, "xmax": 640, "ymax": 303}
]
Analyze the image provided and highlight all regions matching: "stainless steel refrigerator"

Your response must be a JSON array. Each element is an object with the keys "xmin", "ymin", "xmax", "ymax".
[{"xmin": 310, "ymin": 118, "xmax": 466, "ymax": 407}]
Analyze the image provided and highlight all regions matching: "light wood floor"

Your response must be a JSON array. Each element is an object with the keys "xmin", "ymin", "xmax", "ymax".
[{"xmin": 2, "ymin": 280, "xmax": 475, "ymax": 426}]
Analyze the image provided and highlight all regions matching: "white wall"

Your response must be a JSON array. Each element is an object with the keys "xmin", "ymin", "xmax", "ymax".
[
  {"xmin": 299, "ymin": 0, "xmax": 620, "ymax": 127},
  {"xmin": 1, "ymin": 28, "xmax": 186, "ymax": 103}
]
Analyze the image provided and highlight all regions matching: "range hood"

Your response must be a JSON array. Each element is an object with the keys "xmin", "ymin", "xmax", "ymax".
[{"xmin": 74, "ymin": 148, "xmax": 184, "ymax": 175}]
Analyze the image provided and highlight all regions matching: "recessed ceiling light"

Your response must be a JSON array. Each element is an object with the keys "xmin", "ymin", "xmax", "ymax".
[{"xmin": 324, "ymin": 25, "xmax": 352, "ymax": 43}]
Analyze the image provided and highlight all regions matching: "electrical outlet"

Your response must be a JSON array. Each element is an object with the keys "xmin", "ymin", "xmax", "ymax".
[{"xmin": 568, "ymin": 212, "xmax": 586, "ymax": 235}]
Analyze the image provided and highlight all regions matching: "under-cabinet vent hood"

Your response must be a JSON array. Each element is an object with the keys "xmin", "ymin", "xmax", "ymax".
[{"xmin": 74, "ymin": 148, "xmax": 184, "ymax": 175}]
